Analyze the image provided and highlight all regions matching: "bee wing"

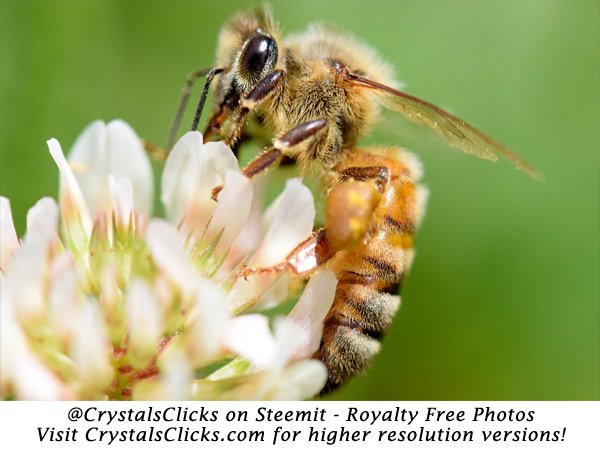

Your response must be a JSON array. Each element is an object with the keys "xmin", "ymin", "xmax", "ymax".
[{"xmin": 348, "ymin": 74, "xmax": 540, "ymax": 179}]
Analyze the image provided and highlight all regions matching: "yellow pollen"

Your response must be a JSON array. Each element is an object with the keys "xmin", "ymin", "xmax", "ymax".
[
  {"xmin": 348, "ymin": 190, "xmax": 369, "ymax": 208},
  {"xmin": 349, "ymin": 218, "xmax": 366, "ymax": 239}
]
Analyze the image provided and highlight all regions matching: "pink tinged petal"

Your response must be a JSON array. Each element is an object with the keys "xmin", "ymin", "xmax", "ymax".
[
  {"xmin": 4, "ymin": 197, "xmax": 59, "ymax": 322},
  {"xmin": 224, "ymin": 315, "xmax": 275, "ymax": 367},
  {"xmin": 71, "ymin": 301, "xmax": 113, "ymax": 391},
  {"xmin": 251, "ymin": 178, "xmax": 315, "ymax": 267},
  {"xmin": 0, "ymin": 197, "xmax": 19, "ymax": 271},
  {"xmin": 48, "ymin": 138, "xmax": 92, "ymax": 243},
  {"xmin": 272, "ymin": 360, "xmax": 327, "ymax": 400},
  {"xmin": 126, "ymin": 280, "xmax": 163, "ymax": 368},
  {"xmin": 286, "ymin": 268, "xmax": 337, "ymax": 359},
  {"xmin": 201, "ymin": 170, "xmax": 253, "ymax": 261},
  {"xmin": 146, "ymin": 220, "xmax": 197, "ymax": 298},
  {"xmin": 161, "ymin": 132, "xmax": 238, "ymax": 235},
  {"xmin": 0, "ymin": 292, "xmax": 70, "ymax": 399},
  {"xmin": 185, "ymin": 279, "xmax": 229, "ymax": 365},
  {"xmin": 68, "ymin": 120, "xmax": 153, "ymax": 216}
]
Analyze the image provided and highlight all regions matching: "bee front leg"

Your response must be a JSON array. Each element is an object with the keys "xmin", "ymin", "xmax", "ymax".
[
  {"xmin": 243, "ymin": 119, "xmax": 329, "ymax": 177},
  {"xmin": 211, "ymin": 118, "xmax": 328, "ymax": 200},
  {"xmin": 225, "ymin": 69, "xmax": 285, "ymax": 147}
]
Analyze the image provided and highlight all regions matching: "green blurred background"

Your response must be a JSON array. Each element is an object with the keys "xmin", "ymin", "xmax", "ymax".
[{"xmin": 1, "ymin": 0, "xmax": 598, "ymax": 400}]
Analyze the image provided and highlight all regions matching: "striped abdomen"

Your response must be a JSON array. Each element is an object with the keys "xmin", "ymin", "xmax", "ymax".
[{"xmin": 314, "ymin": 148, "xmax": 427, "ymax": 393}]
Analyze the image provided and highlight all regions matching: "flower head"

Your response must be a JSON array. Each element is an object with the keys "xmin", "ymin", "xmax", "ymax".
[{"xmin": 0, "ymin": 120, "xmax": 336, "ymax": 400}]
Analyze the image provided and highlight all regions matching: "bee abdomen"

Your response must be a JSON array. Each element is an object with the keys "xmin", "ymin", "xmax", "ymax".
[{"xmin": 315, "ymin": 282, "xmax": 401, "ymax": 394}]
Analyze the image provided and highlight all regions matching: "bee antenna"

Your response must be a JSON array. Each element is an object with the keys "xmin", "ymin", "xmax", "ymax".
[{"xmin": 190, "ymin": 67, "xmax": 225, "ymax": 133}]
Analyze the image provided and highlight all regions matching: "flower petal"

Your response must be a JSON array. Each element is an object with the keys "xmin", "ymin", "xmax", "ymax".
[
  {"xmin": 0, "ymin": 289, "xmax": 70, "ymax": 400},
  {"xmin": 161, "ymin": 132, "xmax": 238, "ymax": 235},
  {"xmin": 67, "ymin": 121, "xmax": 109, "ymax": 215},
  {"xmin": 106, "ymin": 120, "xmax": 154, "ymax": 214},
  {"xmin": 185, "ymin": 278, "xmax": 229, "ymax": 365},
  {"xmin": 68, "ymin": 120, "xmax": 153, "ymax": 216},
  {"xmin": 201, "ymin": 170, "xmax": 253, "ymax": 261},
  {"xmin": 108, "ymin": 174, "xmax": 133, "ymax": 231},
  {"xmin": 71, "ymin": 301, "xmax": 113, "ymax": 392},
  {"xmin": 25, "ymin": 196, "xmax": 60, "ymax": 246},
  {"xmin": 4, "ymin": 197, "xmax": 59, "ymax": 322},
  {"xmin": 251, "ymin": 178, "xmax": 314, "ymax": 267},
  {"xmin": 227, "ymin": 179, "xmax": 315, "ymax": 312},
  {"xmin": 146, "ymin": 220, "xmax": 197, "ymax": 297},
  {"xmin": 155, "ymin": 347, "xmax": 193, "ymax": 400},
  {"xmin": 224, "ymin": 315, "xmax": 275, "ymax": 367},
  {"xmin": 271, "ymin": 318, "xmax": 308, "ymax": 371},
  {"xmin": 48, "ymin": 137, "xmax": 92, "ymax": 246},
  {"xmin": 48, "ymin": 253, "xmax": 84, "ymax": 344},
  {"xmin": 286, "ymin": 268, "xmax": 337, "ymax": 359},
  {"xmin": 0, "ymin": 197, "xmax": 20, "ymax": 271},
  {"xmin": 270, "ymin": 360, "xmax": 327, "ymax": 400},
  {"xmin": 217, "ymin": 176, "xmax": 268, "ymax": 276},
  {"xmin": 126, "ymin": 280, "xmax": 163, "ymax": 367},
  {"xmin": 252, "ymin": 272, "xmax": 289, "ymax": 311}
]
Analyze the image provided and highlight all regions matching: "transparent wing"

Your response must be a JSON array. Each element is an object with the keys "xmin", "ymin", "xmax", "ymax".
[{"xmin": 349, "ymin": 74, "xmax": 540, "ymax": 179}]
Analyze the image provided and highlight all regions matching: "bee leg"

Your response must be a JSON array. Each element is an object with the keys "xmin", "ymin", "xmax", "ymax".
[
  {"xmin": 203, "ymin": 103, "xmax": 228, "ymax": 142},
  {"xmin": 244, "ymin": 118, "xmax": 329, "ymax": 178},
  {"xmin": 286, "ymin": 229, "xmax": 337, "ymax": 275},
  {"xmin": 337, "ymin": 166, "xmax": 390, "ymax": 193},
  {"xmin": 211, "ymin": 118, "xmax": 328, "ymax": 200},
  {"xmin": 239, "ymin": 229, "xmax": 337, "ymax": 280},
  {"xmin": 225, "ymin": 69, "xmax": 285, "ymax": 147}
]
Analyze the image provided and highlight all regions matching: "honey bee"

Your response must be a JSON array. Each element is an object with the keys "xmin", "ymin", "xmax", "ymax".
[{"xmin": 166, "ymin": 7, "xmax": 538, "ymax": 394}]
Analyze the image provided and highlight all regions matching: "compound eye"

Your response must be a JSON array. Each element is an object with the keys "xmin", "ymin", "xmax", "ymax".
[{"xmin": 239, "ymin": 34, "xmax": 278, "ymax": 82}]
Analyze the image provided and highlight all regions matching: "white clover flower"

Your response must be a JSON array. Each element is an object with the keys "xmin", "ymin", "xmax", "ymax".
[{"xmin": 0, "ymin": 120, "xmax": 336, "ymax": 400}]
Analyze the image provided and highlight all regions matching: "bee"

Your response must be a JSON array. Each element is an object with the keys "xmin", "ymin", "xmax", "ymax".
[{"xmin": 166, "ymin": 7, "xmax": 538, "ymax": 394}]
